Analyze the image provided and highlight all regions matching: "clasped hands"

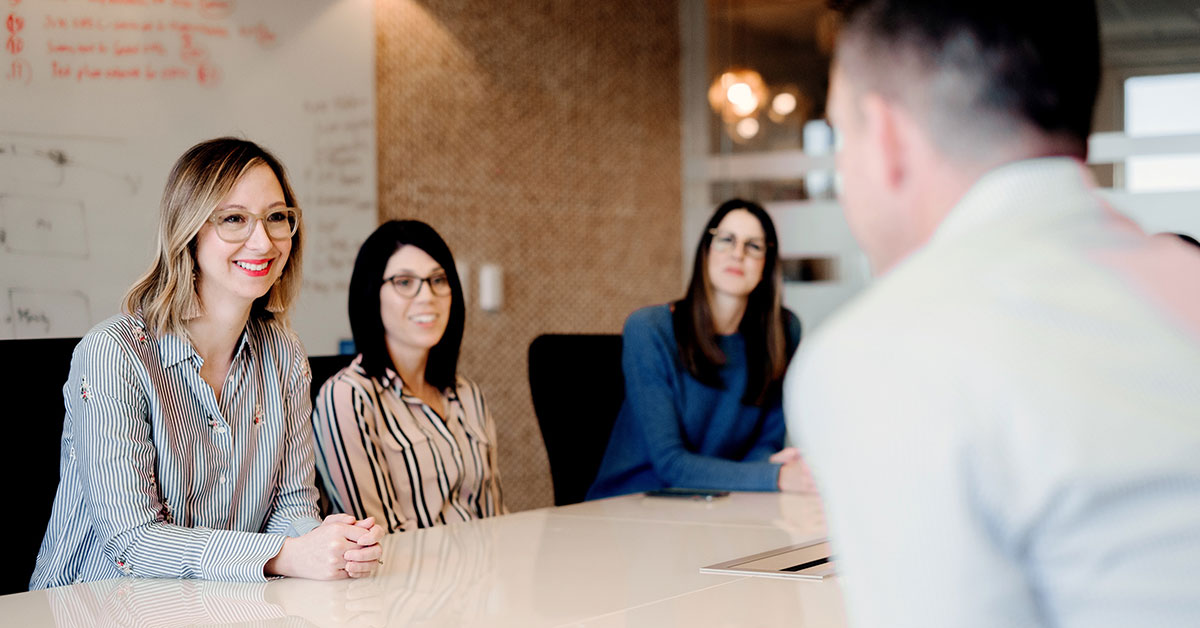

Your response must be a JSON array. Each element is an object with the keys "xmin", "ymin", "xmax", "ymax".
[{"xmin": 266, "ymin": 514, "xmax": 385, "ymax": 580}]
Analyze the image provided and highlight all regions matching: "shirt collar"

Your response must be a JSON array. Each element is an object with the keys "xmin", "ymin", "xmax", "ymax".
[
  {"xmin": 363, "ymin": 360, "xmax": 458, "ymax": 405},
  {"xmin": 157, "ymin": 321, "xmax": 254, "ymax": 368},
  {"xmin": 233, "ymin": 321, "xmax": 255, "ymax": 362},
  {"xmin": 158, "ymin": 331, "xmax": 195, "ymax": 368},
  {"xmin": 348, "ymin": 359, "xmax": 408, "ymax": 399},
  {"xmin": 387, "ymin": 369, "xmax": 425, "ymax": 404},
  {"xmin": 932, "ymin": 157, "xmax": 1096, "ymax": 245}
]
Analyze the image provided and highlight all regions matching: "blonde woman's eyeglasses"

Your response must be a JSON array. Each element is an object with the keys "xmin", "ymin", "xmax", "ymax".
[{"xmin": 207, "ymin": 208, "xmax": 301, "ymax": 243}]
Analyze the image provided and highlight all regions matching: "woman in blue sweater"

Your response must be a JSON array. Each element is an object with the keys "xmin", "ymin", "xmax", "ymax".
[{"xmin": 588, "ymin": 199, "xmax": 813, "ymax": 499}]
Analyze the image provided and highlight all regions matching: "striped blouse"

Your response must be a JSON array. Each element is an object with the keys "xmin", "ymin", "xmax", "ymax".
[
  {"xmin": 30, "ymin": 314, "xmax": 322, "ymax": 590},
  {"xmin": 312, "ymin": 357, "xmax": 505, "ymax": 532}
]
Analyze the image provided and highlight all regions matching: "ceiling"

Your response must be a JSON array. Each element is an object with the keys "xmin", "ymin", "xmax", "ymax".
[
  {"xmin": 712, "ymin": 0, "xmax": 1200, "ymax": 46},
  {"xmin": 1097, "ymin": 0, "xmax": 1200, "ymax": 41}
]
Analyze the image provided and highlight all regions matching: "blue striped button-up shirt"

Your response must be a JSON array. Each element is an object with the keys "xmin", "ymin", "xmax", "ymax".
[{"xmin": 30, "ymin": 314, "xmax": 322, "ymax": 590}]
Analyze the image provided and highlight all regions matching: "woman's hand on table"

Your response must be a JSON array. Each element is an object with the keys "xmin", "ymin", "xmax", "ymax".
[
  {"xmin": 768, "ymin": 447, "xmax": 803, "ymax": 464},
  {"xmin": 777, "ymin": 456, "xmax": 818, "ymax": 494},
  {"xmin": 344, "ymin": 516, "xmax": 385, "ymax": 577},
  {"xmin": 266, "ymin": 514, "xmax": 385, "ymax": 580}
]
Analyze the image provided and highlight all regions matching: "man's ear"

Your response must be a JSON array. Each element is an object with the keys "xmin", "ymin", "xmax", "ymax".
[{"xmin": 860, "ymin": 92, "xmax": 907, "ymax": 192}]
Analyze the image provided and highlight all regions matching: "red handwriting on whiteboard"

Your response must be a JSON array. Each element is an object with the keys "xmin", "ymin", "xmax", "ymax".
[
  {"xmin": 62, "ymin": 60, "xmax": 213, "ymax": 85},
  {"xmin": 238, "ymin": 22, "xmax": 276, "ymax": 48},
  {"xmin": 179, "ymin": 32, "xmax": 206, "ymax": 63},
  {"xmin": 196, "ymin": 60, "xmax": 219, "ymax": 86},
  {"xmin": 5, "ymin": 57, "xmax": 30, "ymax": 83},
  {"xmin": 159, "ymin": 65, "xmax": 188, "ymax": 80},
  {"xmin": 169, "ymin": 21, "xmax": 228, "ymax": 37},
  {"xmin": 5, "ymin": 11, "xmax": 21, "ymax": 55},
  {"xmin": 47, "ymin": 41, "xmax": 111, "ymax": 55},
  {"xmin": 112, "ymin": 40, "xmax": 166, "ymax": 56},
  {"xmin": 198, "ymin": 0, "xmax": 233, "ymax": 19},
  {"xmin": 26, "ymin": 0, "xmax": 253, "ymax": 88}
]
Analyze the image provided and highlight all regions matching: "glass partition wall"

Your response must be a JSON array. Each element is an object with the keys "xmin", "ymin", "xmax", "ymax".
[{"xmin": 682, "ymin": 0, "xmax": 1200, "ymax": 332}]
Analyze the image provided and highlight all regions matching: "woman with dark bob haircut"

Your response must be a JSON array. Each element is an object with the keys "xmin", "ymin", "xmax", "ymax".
[
  {"xmin": 588, "ymin": 199, "xmax": 815, "ymax": 499},
  {"xmin": 313, "ymin": 220, "xmax": 505, "ymax": 532}
]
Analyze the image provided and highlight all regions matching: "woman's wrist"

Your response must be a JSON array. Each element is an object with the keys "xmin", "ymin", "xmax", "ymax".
[{"xmin": 264, "ymin": 537, "xmax": 292, "ymax": 577}]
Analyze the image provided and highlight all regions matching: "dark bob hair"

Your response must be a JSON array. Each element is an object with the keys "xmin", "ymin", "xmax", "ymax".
[
  {"xmin": 673, "ymin": 198, "xmax": 790, "ymax": 406},
  {"xmin": 348, "ymin": 220, "xmax": 465, "ymax": 390}
]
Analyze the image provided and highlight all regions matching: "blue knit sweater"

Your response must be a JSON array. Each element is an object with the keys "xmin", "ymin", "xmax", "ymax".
[{"xmin": 587, "ymin": 304, "xmax": 802, "ymax": 499}]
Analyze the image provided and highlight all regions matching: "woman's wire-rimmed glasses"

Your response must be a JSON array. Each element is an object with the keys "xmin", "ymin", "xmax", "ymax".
[
  {"xmin": 708, "ymin": 228, "xmax": 769, "ymax": 259},
  {"xmin": 383, "ymin": 273, "xmax": 452, "ymax": 298},
  {"xmin": 207, "ymin": 208, "xmax": 301, "ymax": 243}
]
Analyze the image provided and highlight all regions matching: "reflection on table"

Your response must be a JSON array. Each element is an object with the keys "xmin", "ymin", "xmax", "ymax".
[{"xmin": 6, "ymin": 492, "xmax": 847, "ymax": 627}]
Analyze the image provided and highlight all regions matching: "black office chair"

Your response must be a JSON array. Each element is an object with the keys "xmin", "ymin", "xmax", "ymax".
[
  {"xmin": 307, "ymin": 353, "xmax": 356, "ymax": 516},
  {"xmin": 1, "ymin": 336, "xmax": 82, "ymax": 595},
  {"xmin": 528, "ymin": 334, "xmax": 624, "ymax": 506},
  {"xmin": 308, "ymin": 353, "xmax": 356, "ymax": 407}
]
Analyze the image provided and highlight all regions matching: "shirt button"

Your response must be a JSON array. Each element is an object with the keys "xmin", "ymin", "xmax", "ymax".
[
  {"xmin": 219, "ymin": 474, "xmax": 227, "ymax": 484},
  {"xmin": 214, "ymin": 425, "xmax": 227, "ymax": 434}
]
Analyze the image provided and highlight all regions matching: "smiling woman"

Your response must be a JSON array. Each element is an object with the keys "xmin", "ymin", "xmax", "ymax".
[
  {"xmin": 312, "ymin": 220, "xmax": 506, "ymax": 532},
  {"xmin": 587, "ymin": 198, "xmax": 813, "ymax": 500},
  {"xmin": 29, "ymin": 138, "xmax": 384, "ymax": 590}
]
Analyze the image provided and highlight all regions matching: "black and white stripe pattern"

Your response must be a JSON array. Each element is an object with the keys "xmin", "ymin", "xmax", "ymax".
[
  {"xmin": 312, "ymin": 357, "xmax": 505, "ymax": 533},
  {"xmin": 30, "ymin": 314, "xmax": 322, "ymax": 590}
]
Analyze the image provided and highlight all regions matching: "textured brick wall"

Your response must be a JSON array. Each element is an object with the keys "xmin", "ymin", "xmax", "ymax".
[{"xmin": 376, "ymin": 0, "xmax": 682, "ymax": 510}]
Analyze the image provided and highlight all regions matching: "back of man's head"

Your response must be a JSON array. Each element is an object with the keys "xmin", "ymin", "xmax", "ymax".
[{"xmin": 832, "ymin": 0, "xmax": 1100, "ymax": 160}]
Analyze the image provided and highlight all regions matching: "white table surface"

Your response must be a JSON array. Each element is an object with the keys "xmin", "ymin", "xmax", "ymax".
[{"xmin": 5, "ymin": 492, "xmax": 848, "ymax": 627}]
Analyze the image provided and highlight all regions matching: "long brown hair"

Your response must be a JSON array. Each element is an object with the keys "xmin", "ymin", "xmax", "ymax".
[
  {"xmin": 672, "ymin": 198, "xmax": 790, "ymax": 406},
  {"xmin": 122, "ymin": 137, "xmax": 303, "ymax": 338}
]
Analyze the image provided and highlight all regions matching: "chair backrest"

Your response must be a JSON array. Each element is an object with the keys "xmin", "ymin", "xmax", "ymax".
[
  {"xmin": 308, "ymin": 353, "xmax": 356, "ymax": 407},
  {"xmin": 0, "ymin": 336, "xmax": 82, "ymax": 595},
  {"xmin": 528, "ymin": 334, "xmax": 624, "ymax": 506},
  {"xmin": 307, "ymin": 353, "xmax": 355, "ymax": 516}
]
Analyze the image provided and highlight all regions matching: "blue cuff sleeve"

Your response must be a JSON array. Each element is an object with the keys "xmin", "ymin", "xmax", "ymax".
[{"xmin": 200, "ymin": 529, "xmax": 287, "ymax": 582}]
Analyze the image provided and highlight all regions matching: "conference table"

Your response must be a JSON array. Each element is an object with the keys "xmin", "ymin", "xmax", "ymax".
[{"xmin": 3, "ymin": 492, "xmax": 848, "ymax": 626}]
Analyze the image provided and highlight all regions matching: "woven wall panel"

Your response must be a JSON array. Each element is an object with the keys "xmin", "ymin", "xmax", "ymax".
[{"xmin": 377, "ymin": 0, "xmax": 682, "ymax": 510}]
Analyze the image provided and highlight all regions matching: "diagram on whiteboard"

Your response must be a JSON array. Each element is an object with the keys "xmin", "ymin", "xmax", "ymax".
[
  {"xmin": 3, "ymin": 288, "xmax": 91, "ymax": 339},
  {"xmin": 0, "ymin": 194, "xmax": 90, "ymax": 258},
  {"xmin": 0, "ymin": 0, "xmax": 375, "ymax": 351},
  {"xmin": 0, "ymin": 140, "xmax": 141, "ymax": 194}
]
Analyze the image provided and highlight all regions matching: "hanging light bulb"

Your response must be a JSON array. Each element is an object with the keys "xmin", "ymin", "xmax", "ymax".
[
  {"xmin": 767, "ymin": 85, "xmax": 811, "ymax": 124},
  {"xmin": 728, "ymin": 82, "xmax": 759, "ymax": 116},
  {"xmin": 735, "ymin": 117, "xmax": 760, "ymax": 139},
  {"xmin": 708, "ymin": 68, "xmax": 768, "ymax": 122},
  {"xmin": 772, "ymin": 92, "xmax": 797, "ymax": 116}
]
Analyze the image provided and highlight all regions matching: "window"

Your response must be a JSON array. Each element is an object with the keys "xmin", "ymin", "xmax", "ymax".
[{"xmin": 1124, "ymin": 72, "xmax": 1200, "ymax": 192}]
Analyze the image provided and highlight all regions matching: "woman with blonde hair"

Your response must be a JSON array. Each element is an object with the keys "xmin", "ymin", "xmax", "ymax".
[{"xmin": 30, "ymin": 137, "xmax": 382, "ymax": 589}]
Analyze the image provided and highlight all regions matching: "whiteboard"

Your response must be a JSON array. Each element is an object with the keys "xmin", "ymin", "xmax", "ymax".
[{"xmin": 0, "ymin": 0, "xmax": 375, "ymax": 354}]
